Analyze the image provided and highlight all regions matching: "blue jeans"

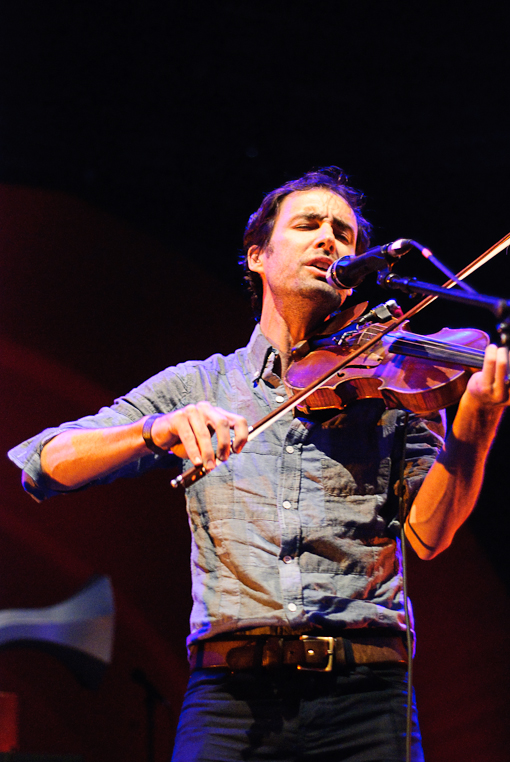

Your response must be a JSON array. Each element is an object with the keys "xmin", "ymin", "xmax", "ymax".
[{"xmin": 171, "ymin": 664, "xmax": 424, "ymax": 762}]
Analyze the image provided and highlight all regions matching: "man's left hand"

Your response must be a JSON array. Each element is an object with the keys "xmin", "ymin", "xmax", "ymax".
[{"xmin": 465, "ymin": 344, "xmax": 510, "ymax": 407}]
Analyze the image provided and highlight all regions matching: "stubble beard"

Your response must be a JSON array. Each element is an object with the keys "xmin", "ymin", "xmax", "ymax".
[{"xmin": 264, "ymin": 242, "xmax": 345, "ymax": 325}]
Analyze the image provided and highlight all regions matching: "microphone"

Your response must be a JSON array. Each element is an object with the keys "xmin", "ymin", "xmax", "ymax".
[{"xmin": 326, "ymin": 239, "xmax": 414, "ymax": 289}]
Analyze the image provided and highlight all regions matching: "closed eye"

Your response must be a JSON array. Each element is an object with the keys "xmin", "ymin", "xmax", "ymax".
[
  {"xmin": 295, "ymin": 222, "xmax": 318, "ymax": 229},
  {"xmin": 292, "ymin": 215, "xmax": 354, "ymax": 244}
]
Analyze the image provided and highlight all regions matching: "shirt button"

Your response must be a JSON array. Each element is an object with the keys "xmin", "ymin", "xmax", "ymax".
[
  {"xmin": 275, "ymin": 395, "xmax": 285, "ymax": 403},
  {"xmin": 285, "ymin": 445, "xmax": 294, "ymax": 454},
  {"xmin": 282, "ymin": 500, "xmax": 292, "ymax": 510},
  {"xmin": 288, "ymin": 603, "xmax": 297, "ymax": 612},
  {"xmin": 283, "ymin": 555, "xmax": 293, "ymax": 564}
]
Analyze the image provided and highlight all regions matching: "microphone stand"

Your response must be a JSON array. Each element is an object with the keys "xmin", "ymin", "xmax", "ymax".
[
  {"xmin": 132, "ymin": 668, "xmax": 170, "ymax": 762},
  {"xmin": 378, "ymin": 263, "xmax": 510, "ymax": 762},
  {"xmin": 378, "ymin": 270, "xmax": 510, "ymax": 345}
]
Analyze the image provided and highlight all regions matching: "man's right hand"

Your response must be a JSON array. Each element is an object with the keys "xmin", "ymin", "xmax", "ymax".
[
  {"xmin": 39, "ymin": 402, "xmax": 249, "ymax": 490},
  {"xmin": 150, "ymin": 402, "xmax": 249, "ymax": 472}
]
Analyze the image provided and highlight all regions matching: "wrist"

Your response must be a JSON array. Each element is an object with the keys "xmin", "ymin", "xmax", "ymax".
[
  {"xmin": 142, "ymin": 414, "xmax": 168, "ymax": 456},
  {"xmin": 454, "ymin": 391, "xmax": 505, "ymax": 441}
]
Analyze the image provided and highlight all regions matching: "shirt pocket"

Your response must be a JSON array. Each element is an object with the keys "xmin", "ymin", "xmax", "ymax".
[{"xmin": 321, "ymin": 454, "xmax": 392, "ymax": 498}]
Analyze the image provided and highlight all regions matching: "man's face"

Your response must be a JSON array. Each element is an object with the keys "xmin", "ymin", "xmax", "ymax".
[{"xmin": 248, "ymin": 188, "xmax": 358, "ymax": 314}]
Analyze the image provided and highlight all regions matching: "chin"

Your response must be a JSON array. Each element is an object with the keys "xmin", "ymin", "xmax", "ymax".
[{"xmin": 304, "ymin": 284, "xmax": 343, "ymax": 313}]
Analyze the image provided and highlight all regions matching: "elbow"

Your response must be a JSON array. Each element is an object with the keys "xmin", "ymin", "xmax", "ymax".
[
  {"xmin": 405, "ymin": 520, "xmax": 451, "ymax": 560},
  {"xmin": 40, "ymin": 440, "xmax": 78, "ymax": 490},
  {"xmin": 408, "ymin": 538, "xmax": 436, "ymax": 560},
  {"xmin": 21, "ymin": 471, "xmax": 45, "ymax": 502},
  {"xmin": 413, "ymin": 545, "xmax": 442, "ymax": 561}
]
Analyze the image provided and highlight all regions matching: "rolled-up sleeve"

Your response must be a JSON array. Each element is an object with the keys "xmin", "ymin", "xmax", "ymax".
[
  {"xmin": 383, "ymin": 409, "xmax": 445, "ymax": 536},
  {"xmin": 402, "ymin": 410, "xmax": 446, "ymax": 507},
  {"xmin": 7, "ymin": 365, "xmax": 190, "ymax": 501}
]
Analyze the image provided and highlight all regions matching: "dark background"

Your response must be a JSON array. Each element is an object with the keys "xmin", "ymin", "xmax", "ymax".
[{"xmin": 0, "ymin": 2, "xmax": 509, "ymax": 760}]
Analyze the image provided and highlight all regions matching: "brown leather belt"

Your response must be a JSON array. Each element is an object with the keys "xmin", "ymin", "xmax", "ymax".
[{"xmin": 189, "ymin": 633, "xmax": 407, "ymax": 672}]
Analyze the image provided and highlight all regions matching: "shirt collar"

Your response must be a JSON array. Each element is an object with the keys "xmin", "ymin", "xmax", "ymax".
[{"xmin": 245, "ymin": 324, "xmax": 280, "ymax": 384}]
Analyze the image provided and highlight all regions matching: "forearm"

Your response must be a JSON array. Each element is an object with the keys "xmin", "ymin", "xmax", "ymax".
[
  {"xmin": 38, "ymin": 400, "xmax": 249, "ymax": 491},
  {"xmin": 406, "ymin": 393, "xmax": 505, "ymax": 559},
  {"xmin": 40, "ymin": 418, "xmax": 154, "ymax": 489}
]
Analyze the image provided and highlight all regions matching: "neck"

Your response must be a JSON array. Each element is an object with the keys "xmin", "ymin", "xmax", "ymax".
[{"xmin": 258, "ymin": 296, "xmax": 330, "ymax": 377}]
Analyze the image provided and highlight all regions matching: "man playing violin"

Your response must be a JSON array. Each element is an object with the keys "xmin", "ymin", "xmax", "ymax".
[{"xmin": 9, "ymin": 167, "xmax": 509, "ymax": 761}]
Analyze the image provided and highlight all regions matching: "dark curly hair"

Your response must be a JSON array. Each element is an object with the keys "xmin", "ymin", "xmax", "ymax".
[{"xmin": 240, "ymin": 166, "xmax": 372, "ymax": 318}]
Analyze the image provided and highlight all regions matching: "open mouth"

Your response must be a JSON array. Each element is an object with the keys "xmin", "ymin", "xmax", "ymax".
[{"xmin": 306, "ymin": 259, "xmax": 332, "ymax": 275}]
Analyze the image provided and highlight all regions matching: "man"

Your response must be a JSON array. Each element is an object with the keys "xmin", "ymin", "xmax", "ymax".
[{"xmin": 9, "ymin": 168, "xmax": 509, "ymax": 761}]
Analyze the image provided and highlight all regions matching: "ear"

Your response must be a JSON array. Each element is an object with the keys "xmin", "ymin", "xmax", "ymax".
[{"xmin": 247, "ymin": 245, "xmax": 265, "ymax": 274}]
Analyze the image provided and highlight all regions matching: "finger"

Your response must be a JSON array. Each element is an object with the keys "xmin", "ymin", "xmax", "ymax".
[
  {"xmin": 493, "ymin": 346, "xmax": 510, "ymax": 401},
  {"xmin": 187, "ymin": 405, "xmax": 219, "ymax": 470},
  {"xmin": 481, "ymin": 344, "xmax": 498, "ymax": 390},
  {"xmin": 168, "ymin": 406, "xmax": 216, "ymax": 468},
  {"xmin": 194, "ymin": 404, "xmax": 249, "ymax": 461},
  {"xmin": 169, "ymin": 442, "xmax": 188, "ymax": 460},
  {"xmin": 197, "ymin": 404, "xmax": 234, "ymax": 462},
  {"xmin": 494, "ymin": 346, "xmax": 510, "ymax": 386},
  {"xmin": 228, "ymin": 414, "xmax": 250, "ymax": 454},
  {"xmin": 171, "ymin": 413, "xmax": 204, "ymax": 466}
]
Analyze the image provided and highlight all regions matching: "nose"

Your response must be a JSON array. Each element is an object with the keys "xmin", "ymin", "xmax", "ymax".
[{"xmin": 315, "ymin": 223, "xmax": 336, "ymax": 256}]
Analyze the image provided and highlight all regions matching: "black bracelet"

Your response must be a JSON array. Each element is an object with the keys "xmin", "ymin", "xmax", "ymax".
[{"xmin": 142, "ymin": 414, "xmax": 168, "ymax": 456}]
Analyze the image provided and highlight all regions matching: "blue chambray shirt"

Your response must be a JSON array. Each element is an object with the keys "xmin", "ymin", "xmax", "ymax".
[{"xmin": 8, "ymin": 325, "xmax": 444, "ymax": 646}]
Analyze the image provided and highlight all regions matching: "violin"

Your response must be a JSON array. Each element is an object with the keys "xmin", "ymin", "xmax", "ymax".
[
  {"xmin": 285, "ymin": 318, "xmax": 488, "ymax": 417},
  {"xmin": 171, "ymin": 231, "xmax": 510, "ymax": 489},
  {"xmin": 171, "ymin": 311, "xmax": 487, "ymax": 490}
]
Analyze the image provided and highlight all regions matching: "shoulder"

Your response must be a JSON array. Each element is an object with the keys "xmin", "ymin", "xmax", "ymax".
[{"xmin": 121, "ymin": 343, "xmax": 250, "ymax": 411}]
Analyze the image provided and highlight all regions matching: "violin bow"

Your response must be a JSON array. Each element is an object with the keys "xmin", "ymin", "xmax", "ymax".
[{"xmin": 172, "ymin": 231, "xmax": 510, "ymax": 488}]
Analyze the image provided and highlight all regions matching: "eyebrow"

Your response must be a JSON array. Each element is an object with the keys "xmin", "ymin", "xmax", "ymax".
[{"xmin": 291, "ymin": 212, "xmax": 356, "ymax": 240}]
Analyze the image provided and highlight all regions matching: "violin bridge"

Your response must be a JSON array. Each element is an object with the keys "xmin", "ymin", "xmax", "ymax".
[
  {"xmin": 344, "ymin": 349, "xmax": 383, "ymax": 368},
  {"xmin": 366, "ymin": 351, "xmax": 384, "ymax": 365}
]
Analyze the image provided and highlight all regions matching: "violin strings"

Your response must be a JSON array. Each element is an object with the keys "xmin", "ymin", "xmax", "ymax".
[
  {"xmin": 358, "ymin": 326, "xmax": 485, "ymax": 367},
  {"xmin": 388, "ymin": 337, "xmax": 485, "ymax": 367},
  {"xmin": 388, "ymin": 336, "xmax": 484, "ymax": 358}
]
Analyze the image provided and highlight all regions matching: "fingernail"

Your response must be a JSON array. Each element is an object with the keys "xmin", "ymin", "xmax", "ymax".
[{"xmin": 207, "ymin": 460, "xmax": 216, "ymax": 471}]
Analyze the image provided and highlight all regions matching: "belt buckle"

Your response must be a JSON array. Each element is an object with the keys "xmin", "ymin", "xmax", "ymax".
[{"xmin": 297, "ymin": 635, "xmax": 335, "ymax": 672}]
